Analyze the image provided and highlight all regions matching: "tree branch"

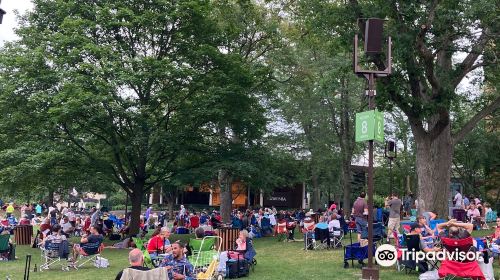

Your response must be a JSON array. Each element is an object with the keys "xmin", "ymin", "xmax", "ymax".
[
  {"xmin": 452, "ymin": 96, "xmax": 500, "ymax": 145},
  {"xmin": 452, "ymin": 30, "xmax": 489, "ymax": 88}
]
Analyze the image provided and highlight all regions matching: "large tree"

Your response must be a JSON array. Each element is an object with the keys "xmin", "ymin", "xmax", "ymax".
[
  {"xmin": 0, "ymin": 0, "xmax": 271, "ymax": 234},
  {"xmin": 345, "ymin": 0, "xmax": 499, "ymax": 216}
]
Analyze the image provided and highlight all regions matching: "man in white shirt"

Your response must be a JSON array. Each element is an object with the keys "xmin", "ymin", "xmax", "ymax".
[
  {"xmin": 60, "ymin": 216, "xmax": 75, "ymax": 236},
  {"xmin": 454, "ymin": 191, "xmax": 463, "ymax": 208}
]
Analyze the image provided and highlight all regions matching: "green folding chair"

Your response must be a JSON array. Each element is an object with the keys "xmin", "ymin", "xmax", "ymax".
[
  {"xmin": 0, "ymin": 234, "xmax": 13, "ymax": 260},
  {"xmin": 188, "ymin": 237, "xmax": 217, "ymax": 267},
  {"xmin": 132, "ymin": 237, "xmax": 157, "ymax": 268},
  {"xmin": 132, "ymin": 237, "xmax": 145, "ymax": 250}
]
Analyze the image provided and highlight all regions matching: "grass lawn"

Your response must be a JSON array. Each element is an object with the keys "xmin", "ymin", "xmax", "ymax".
[{"xmin": 0, "ymin": 229, "xmax": 498, "ymax": 279}]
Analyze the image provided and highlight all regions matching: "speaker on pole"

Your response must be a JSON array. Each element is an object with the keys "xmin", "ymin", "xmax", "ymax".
[{"xmin": 364, "ymin": 18, "xmax": 384, "ymax": 54}]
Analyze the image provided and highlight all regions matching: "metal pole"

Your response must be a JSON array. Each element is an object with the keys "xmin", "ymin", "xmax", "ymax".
[
  {"xmin": 389, "ymin": 159, "xmax": 393, "ymax": 195},
  {"xmin": 367, "ymin": 73, "xmax": 375, "ymax": 269}
]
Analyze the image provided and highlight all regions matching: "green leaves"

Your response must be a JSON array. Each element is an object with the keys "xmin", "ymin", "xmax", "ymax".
[{"xmin": 0, "ymin": 0, "xmax": 278, "ymax": 202}]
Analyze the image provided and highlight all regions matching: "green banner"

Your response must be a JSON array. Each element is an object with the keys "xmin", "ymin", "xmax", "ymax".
[{"xmin": 355, "ymin": 110, "xmax": 384, "ymax": 142}]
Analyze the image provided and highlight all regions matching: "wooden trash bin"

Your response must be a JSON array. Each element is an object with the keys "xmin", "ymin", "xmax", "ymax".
[
  {"xmin": 217, "ymin": 227, "xmax": 240, "ymax": 252},
  {"xmin": 14, "ymin": 225, "xmax": 33, "ymax": 245}
]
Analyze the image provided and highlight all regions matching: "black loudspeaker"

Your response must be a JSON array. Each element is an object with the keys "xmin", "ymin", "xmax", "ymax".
[
  {"xmin": 364, "ymin": 18, "xmax": 384, "ymax": 54},
  {"xmin": 385, "ymin": 140, "xmax": 396, "ymax": 159},
  {"xmin": 388, "ymin": 141, "xmax": 395, "ymax": 152}
]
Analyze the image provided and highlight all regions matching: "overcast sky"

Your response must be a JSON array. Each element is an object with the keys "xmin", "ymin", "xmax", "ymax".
[{"xmin": 0, "ymin": 0, "xmax": 33, "ymax": 45}]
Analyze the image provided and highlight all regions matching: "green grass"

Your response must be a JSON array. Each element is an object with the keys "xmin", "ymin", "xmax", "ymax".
[{"xmin": 0, "ymin": 229, "xmax": 498, "ymax": 279}]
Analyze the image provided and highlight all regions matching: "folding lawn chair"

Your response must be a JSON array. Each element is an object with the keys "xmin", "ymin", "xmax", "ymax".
[
  {"xmin": 438, "ymin": 236, "xmax": 485, "ymax": 280},
  {"xmin": 0, "ymin": 234, "xmax": 14, "ymax": 261},
  {"xmin": 330, "ymin": 227, "xmax": 344, "ymax": 248},
  {"xmin": 276, "ymin": 222, "xmax": 287, "ymax": 242},
  {"xmin": 72, "ymin": 241, "xmax": 104, "ymax": 269},
  {"xmin": 132, "ymin": 237, "xmax": 156, "ymax": 267},
  {"xmin": 189, "ymin": 236, "xmax": 223, "ymax": 278},
  {"xmin": 40, "ymin": 241, "xmax": 70, "ymax": 271},
  {"xmin": 313, "ymin": 227, "xmax": 330, "ymax": 250},
  {"xmin": 401, "ymin": 234, "xmax": 437, "ymax": 274},
  {"xmin": 361, "ymin": 222, "xmax": 385, "ymax": 245},
  {"xmin": 302, "ymin": 226, "xmax": 315, "ymax": 250}
]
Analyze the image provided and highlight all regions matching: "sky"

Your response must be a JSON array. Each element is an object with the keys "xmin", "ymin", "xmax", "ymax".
[{"xmin": 0, "ymin": 0, "xmax": 33, "ymax": 45}]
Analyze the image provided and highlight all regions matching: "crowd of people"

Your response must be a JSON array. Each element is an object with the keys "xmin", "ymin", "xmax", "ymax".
[{"xmin": 0, "ymin": 194, "xmax": 498, "ymax": 278}]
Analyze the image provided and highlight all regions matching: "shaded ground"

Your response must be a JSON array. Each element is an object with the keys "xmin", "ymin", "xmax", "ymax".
[{"xmin": 0, "ymin": 228, "xmax": 498, "ymax": 280}]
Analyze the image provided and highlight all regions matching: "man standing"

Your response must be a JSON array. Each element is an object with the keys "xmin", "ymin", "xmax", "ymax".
[
  {"xmin": 386, "ymin": 193, "xmax": 402, "ymax": 242},
  {"xmin": 145, "ymin": 206, "xmax": 153, "ymax": 225},
  {"xmin": 90, "ymin": 207, "xmax": 100, "ymax": 227},
  {"xmin": 115, "ymin": 249, "xmax": 150, "ymax": 280},
  {"xmin": 352, "ymin": 192, "xmax": 368, "ymax": 241},
  {"xmin": 160, "ymin": 242, "xmax": 194, "ymax": 280},
  {"xmin": 35, "ymin": 203, "xmax": 42, "ymax": 217},
  {"xmin": 453, "ymin": 190, "xmax": 463, "ymax": 209}
]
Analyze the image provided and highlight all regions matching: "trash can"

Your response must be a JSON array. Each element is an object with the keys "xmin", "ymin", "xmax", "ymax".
[
  {"xmin": 14, "ymin": 225, "xmax": 33, "ymax": 245},
  {"xmin": 217, "ymin": 227, "xmax": 240, "ymax": 252},
  {"xmin": 452, "ymin": 209, "xmax": 466, "ymax": 222}
]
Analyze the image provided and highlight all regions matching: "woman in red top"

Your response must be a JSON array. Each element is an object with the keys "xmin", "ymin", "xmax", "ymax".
[{"xmin": 146, "ymin": 227, "xmax": 171, "ymax": 256}]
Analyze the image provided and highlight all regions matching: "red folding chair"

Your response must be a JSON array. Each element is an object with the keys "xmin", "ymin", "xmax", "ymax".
[
  {"xmin": 438, "ymin": 236, "xmax": 485, "ymax": 280},
  {"xmin": 276, "ymin": 222, "xmax": 287, "ymax": 241}
]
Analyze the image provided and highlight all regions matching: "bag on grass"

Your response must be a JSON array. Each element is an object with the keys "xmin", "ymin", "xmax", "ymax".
[
  {"xmin": 419, "ymin": 270, "xmax": 439, "ymax": 280},
  {"xmin": 94, "ymin": 256, "xmax": 109, "ymax": 268},
  {"xmin": 226, "ymin": 258, "xmax": 249, "ymax": 278}
]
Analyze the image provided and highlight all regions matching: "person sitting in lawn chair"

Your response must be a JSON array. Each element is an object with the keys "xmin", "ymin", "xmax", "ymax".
[
  {"xmin": 147, "ymin": 226, "xmax": 172, "ymax": 258},
  {"xmin": 436, "ymin": 220, "xmax": 485, "ymax": 279},
  {"xmin": 492, "ymin": 217, "xmax": 500, "ymax": 245},
  {"xmin": 160, "ymin": 241, "xmax": 195, "ymax": 280},
  {"xmin": 0, "ymin": 230, "xmax": 15, "ymax": 261},
  {"xmin": 436, "ymin": 219, "xmax": 473, "ymax": 239},
  {"xmin": 302, "ymin": 214, "xmax": 316, "ymax": 250},
  {"xmin": 41, "ymin": 224, "xmax": 67, "ymax": 248},
  {"xmin": 115, "ymin": 248, "xmax": 151, "ymax": 280},
  {"xmin": 217, "ymin": 229, "xmax": 257, "ymax": 275},
  {"xmin": 69, "ymin": 225, "xmax": 104, "ymax": 266},
  {"xmin": 186, "ymin": 227, "xmax": 207, "ymax": 257}
]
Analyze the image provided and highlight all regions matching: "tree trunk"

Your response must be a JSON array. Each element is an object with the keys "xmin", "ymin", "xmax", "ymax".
[
  {"xmin": 48, "ymin": 190, "xmax": 54, "ymax": 206},
  {"xmin": 342, "ymin": 158, "xmax": 352, "ymax": 217},
  {"xmin": 166, "ymin": 192, "xmax": 176, "ymax": 222},
  {"xmin": 219, "ymin": 169, "xmax": 232, "ymax": 224},
  {"xmin": 414, "ymin": 123, "xmax": 453, "ymax": 218},
  {"xmin": 128, "ymin": 182, "xmax": 144, "ymax": 236},
  {"xmin": 311, "ymin": 171, "xmax": 320, "ymax": 211}
]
